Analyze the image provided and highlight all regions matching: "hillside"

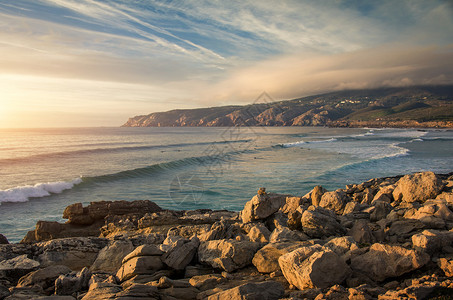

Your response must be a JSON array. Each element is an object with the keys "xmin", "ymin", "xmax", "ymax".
[{"xmin": 122, "ymin": 85, "xmax": 453, "ymax": 128}]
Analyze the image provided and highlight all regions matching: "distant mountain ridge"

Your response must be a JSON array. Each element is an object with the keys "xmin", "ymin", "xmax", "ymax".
[{"xmin": 122, "ymin": 85, "xmax": 453, "ymax": 128}]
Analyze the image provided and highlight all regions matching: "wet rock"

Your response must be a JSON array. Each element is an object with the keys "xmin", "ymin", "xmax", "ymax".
[
  {"xmin": 241, "ymin": 193, "xmax": 288, "ymax": 223},
  {"xmin": 198, "ymin": 240, "xmax": 261, "ymax": 272},
  {"xmin": 319, "ymin": 190, "xmax": 349, "ymax": 214},
  {"xmin": 90, "ymin": 240, "xmax": 134, "ymax": 273},
  {"xmin": 351, "ymin": 243, "xmax": 430, "ymax": 282},
  {"xmin": 207, "ymin": 281, "xmax": 284, "ymax": 300},
  {"xmin": 0, "ymin": 254, "xmax": 40, "ymax": 284},
  {"xmin": 393, "ymin": 172, "xmax": 445, "ymax": 203},
  {"xmin": 279, "ymin": 247, "xmax": 351, "ymax": 289},
  {"xmin": 55, "ymin": 267, "xmax": 91, "ymax": 296},
  {"xmin": 301, "ymin": 207, "xmax": 346, "ymax": 238},
  {"xmin": 162, "ymin": 236, "xmax": 199, "ymax": 270}
]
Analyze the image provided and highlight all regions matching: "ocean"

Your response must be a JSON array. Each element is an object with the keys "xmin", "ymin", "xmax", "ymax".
[{"xmin": 1, "ymin": 126, "xmax": 453, "ymax": 243}]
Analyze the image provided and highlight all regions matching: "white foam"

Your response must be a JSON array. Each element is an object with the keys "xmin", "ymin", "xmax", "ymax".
[
  {"xmin": 0, "ymin": 178, "xmax": 82, "ymax": 204},
  {"xmin": 282, "ymin": 138, "xmax": 337, "ymax": 148}
]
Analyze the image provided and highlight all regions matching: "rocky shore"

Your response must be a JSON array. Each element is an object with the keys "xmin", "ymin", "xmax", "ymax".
[{"xmin": 1, "ymin": 171, "xmax": 453, "ymax": 299}]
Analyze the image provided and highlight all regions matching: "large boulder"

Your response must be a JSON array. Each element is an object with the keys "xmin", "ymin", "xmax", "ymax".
[
  {"xmin": 116, "ymin": 245, "xmax": 164, "ymax": 282},
  {"xmin": 241, "ymin": 193, "xmax": 287, "ymax": 223},
  {"xmin": 162, "ymin": 236, "xmax": 199, "ymax": 270},
  {"xmin": 393, "ymin": 172, "xmax": 445, "ymax": 203},
  {"xmin": 252, "ymin": 241, "xmax": 310, "ymax": 273},
  {"xmin": 301, "ymin": 207, "xmax": 346, "ymax": 238},
  {"xmin": 207, "ymin": 281, "xmax": 284, "ymax": 300},
  {"xmin": 198, "ymin": 240, "xmax": 261, "ymax": 272},
  {"xmin": 35, "ymin": 237, "xmax": 108, "ymax": 270},
  {"xmin": 319, "ymin": 190, "xmax": 348, "ymax": 214},
  {"xmin": 90, "ymin": 240, "xmax": 134, "ymax": 273},
  {"xmin": 278, "ymin": 246, "xmax": 351, "ymax": 289},
  {"xmin": 0, "ymin": 254, "xmax": 40, "ymax": 284},
  {"xmin": 350, "ymin": 243, "xmax": 430, "ymax": 282}
]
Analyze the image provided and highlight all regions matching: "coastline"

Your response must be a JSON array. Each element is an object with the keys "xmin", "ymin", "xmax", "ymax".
[{"xmin": 1, "ymin": 171, "xmax": 453, "ymax": 299}]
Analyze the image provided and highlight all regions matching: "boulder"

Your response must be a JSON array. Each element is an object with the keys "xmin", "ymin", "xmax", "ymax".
[
  {"xmin": 241, "ymin": 193, "xmax": 287, "ymax": 223},
  {"xmin": 0, "ymin": 234, "xmax": 9, "ymax": 245},
  {"xmin": 17, "ymin": 265, "xmax": 71, "ymax": 293},
  {"xmin": 64, "ymin": 200, "xmax": 162, "ymax": 225},
  {"xmin": 348, "ymin": 220, "xmax": 374, "ymax": 244},
  {"xmin": 80, "ymin": 282, "xmax": 122, "ymax": 300},
  {"xmin": 282, "ymin": 196, "xmax": 305, "ymax": 213},
  {"xmin": 247, "ymin": 223, "xmax": 271, "ymax": 243},
  {"xmin": 207, "ymin": 281, "xmax": 284, "ymax": 300},
  {"xmin": 370, "ymin": 201, "xmax": 392, "ymax": 222},
  {"xmin": 116, "ymin": 249, "xmax": 164, "ymax": 282},
  {"xmin": 311, "ymin": 185, "xmax": 326, "ymax": 206},
  {"xmin": 350, "ymin": 243, "xmax": 430, "ymax": 282},
  {"xmin": 90, "ymin": 240, "xmax": 134, "ymax": 273},
  {"xmin": 319, "ymin": 190, "xmax": 348, "ymax": 214},
  {"xmin": 122, "ymin": 244, "xmax": 163, "ymax": 263},
  {"xmin": 372, "ymin": 184, "xmax": 395, "ymax": 203},
  {"xmin": 0, "ymin": 254, "xmax": 40, "ymax": 283},
  {"xmin": 35, "ymin": 237, "xmax": 108, "ymax": 270},
  {"xmin": 189, "ymin": 274, "xmax": 226, "ymax": 291},
  {"xmin": 198, "ymin": 240, "xmax": 261, "ymax": 272},
  {"xmin": 55, "ymin": 267, "xmax": 91, "ymax": 296},
  {"xmin": 412, "ymin": 229, "xmax": 453, "ymax": 254},
  {"xmin": 323, "ymin": 236, "xmax": 359, "ymax": 256},
  {"xmin": 116, "ymin": 244, "xmax": 164, "ymax": 282},
  {"xmin": 252, "ymin": 241, "xmax": 310, "ymax": 273},
  {"xmin": 438, "ymin": 258, "xmax": 453, "ymax": 277},
  {"xmin": 278, "ymin": 247, "xmax": 351, "ymax": 289},
  {"xmin": 301, "ymin": 207, "xmax": 346, "ymax": 238},
  {"xmin": 269, "ymin": 226, "xmax": 308, "ymax": 243},
  {"xmin": 393, "ymin": 172, "xmax": 445, "ymax": 203},
  {"xmin": 162, "ymin": 236, "xmax": 199, "ymax": 270}
]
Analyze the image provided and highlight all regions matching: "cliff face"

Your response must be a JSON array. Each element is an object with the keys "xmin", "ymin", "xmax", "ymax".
[{"xmin": 123, "ymin": 85, "xmax": 453, "ymax": 128}]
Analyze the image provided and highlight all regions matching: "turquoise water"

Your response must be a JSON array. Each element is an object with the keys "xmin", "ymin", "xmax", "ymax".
[{"xmin": 1, "ymin": 127, "xmax": 452, "ymax": 243}]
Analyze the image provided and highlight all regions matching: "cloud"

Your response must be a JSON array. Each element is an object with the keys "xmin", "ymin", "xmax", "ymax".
[{"xmin": 204, "ymin": 45, "xmax": 453, "ymax": 104}]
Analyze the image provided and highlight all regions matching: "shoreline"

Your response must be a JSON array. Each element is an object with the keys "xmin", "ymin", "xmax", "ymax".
[{"xmin": 1, "ymin": 171, "xmax": 453, "ymax": 299}]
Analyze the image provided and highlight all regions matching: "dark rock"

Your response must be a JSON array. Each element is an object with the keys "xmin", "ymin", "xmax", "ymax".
[
  {"xmin": 55, "ymin": 267, "xmax": 91, "ymax": 296},
  {"xmin": 0, "ymin": 235, "xmax": 8, "ymax": 245},
  {"xmin": 0, "ymin": 254, "xmax": 40, "ymax": 284},
  {"xmin": 17, "ymin": 265, "xmax": 71, "ymax": 294}
]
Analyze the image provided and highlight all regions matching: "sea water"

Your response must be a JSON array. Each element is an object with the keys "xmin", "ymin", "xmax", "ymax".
[{"xmin": 1, "ymin": 127, "xmax": 452, "ymax": 242}]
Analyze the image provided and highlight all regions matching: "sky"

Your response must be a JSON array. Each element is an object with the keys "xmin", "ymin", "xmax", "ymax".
[{"xmin": 0, "ymin": 0, "xmax": 452, "ymax": 127}]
